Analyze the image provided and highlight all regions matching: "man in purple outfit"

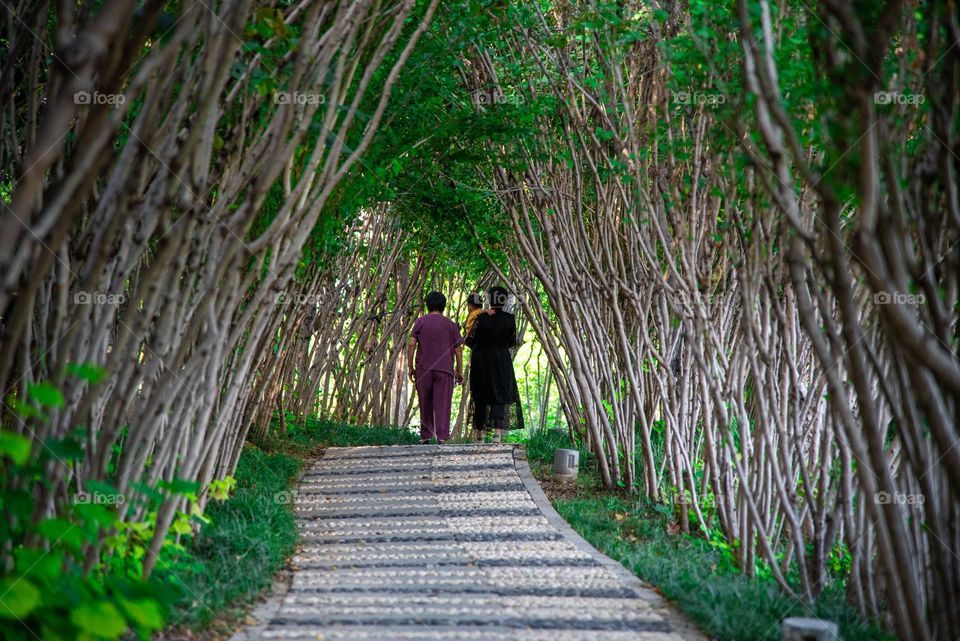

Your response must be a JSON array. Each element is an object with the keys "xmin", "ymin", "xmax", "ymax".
[{"xmin": 408, "ymin": 291, "xmax": 464, "ymax": 444}]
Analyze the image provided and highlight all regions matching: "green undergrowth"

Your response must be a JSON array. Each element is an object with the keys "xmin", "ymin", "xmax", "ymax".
[
  {"xmin": 162, "ymin": 418, "xmax": 417, "ymax": 633},
  {"xmin": 159, "ymin": 445, "xmax": 302, "ymax": 631},
  {"xmin": 522, "ymin": 430, "xmax": 893, "ymax": 641},
  {"xmin": 267, "ymin": 416, "xmax": 420, "ymax": 452}
]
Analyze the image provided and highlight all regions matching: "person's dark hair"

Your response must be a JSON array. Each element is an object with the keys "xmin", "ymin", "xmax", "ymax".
[
  {"xmin": 467, "ymin": 293, "xmax": 483, "ymax": 309},
  {"xmin": 487, "ymin": 286, "xmax": 509, "ymax": 309},
  {"xmin": 425, "ymin": 291, "xmax": 446, "ymax": 312}
]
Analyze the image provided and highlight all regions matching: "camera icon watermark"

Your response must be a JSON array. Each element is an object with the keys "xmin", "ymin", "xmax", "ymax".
[
  {"xmin": 666, "ymin": 289, "xmax": 697, "ymax": 309},
  {"xmin": 275, "ymin": 292, "xmax": 324, "ymax": 305},
  {"xmin": 875, "ymin": 491, "xmax": 924, "ymax": 505},
  {"xmin": 73, "ymin": 291, "xmax": 127, "ymax": 305},
  {"xmin": 673, "ymin": 90, "xmax": 726, "ymax": 106},
  {"xmin": 74, "ymin": 491, "xmax": 126, "ymax": 506},
  {"xmin": 274, "ymin": 91, "xmax": 326, "ymax": 106},
  {"xmin": 873, "ymin": 291, "xmax": 925, "ymax": 306},
  {"xmin": 470, "ymin": 89, "xmax": 521, "ymax": 107},
  {"xmin": 873, "ymin": 91, "xmax": 925, "ymax": 106},
  {"xmin": 274, "ymin": 490, "xmax": 299, "ymax": 504},
  {"xmin": 74, "ymin": 91, "xmax": 125, "ymax": 106}
]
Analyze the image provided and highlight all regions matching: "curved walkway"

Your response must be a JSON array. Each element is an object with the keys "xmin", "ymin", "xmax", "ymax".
[{"xmin": 231, "ymin": 444, "xmax": 704, "ymax": 641}]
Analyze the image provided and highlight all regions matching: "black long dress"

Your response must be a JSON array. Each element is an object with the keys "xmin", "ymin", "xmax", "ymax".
[{"xmin": 466, "ymin": 310, "xmax": 524, "ymax": 431}]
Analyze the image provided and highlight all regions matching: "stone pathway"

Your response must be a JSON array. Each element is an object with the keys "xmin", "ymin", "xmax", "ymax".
[{"xmin": 231, "ymin": 444, "xmax": 704, "ymax": 641}]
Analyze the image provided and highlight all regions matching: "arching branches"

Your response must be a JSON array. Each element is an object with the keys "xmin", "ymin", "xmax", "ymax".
[{"xmin": 1, "ymin": 0, "xmax": 437, "ymax": 580}]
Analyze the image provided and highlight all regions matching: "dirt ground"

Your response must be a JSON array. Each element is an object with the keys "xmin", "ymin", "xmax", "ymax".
[{"xmin": 532, "ymin": 468, "xmax": 581, "ymax": 502}]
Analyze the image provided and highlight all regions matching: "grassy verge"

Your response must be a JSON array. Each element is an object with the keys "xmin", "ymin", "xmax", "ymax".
[
  {"xmin": 159, "ymin": 419, "xmax": 417, "ymax": 637},
  {"xmin": 523, "ymin": 430, "xmax": 893, "ymax": 641},
  {"xmin": 159, "ymin": 446, "xmax": 302, "ymax": 636},
  {"xmin": 275, "ymin": 417, "xmax": 419, "ymax": 451}
]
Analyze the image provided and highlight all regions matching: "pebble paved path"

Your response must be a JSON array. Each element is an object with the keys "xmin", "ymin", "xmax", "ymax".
[{"xmin": 231, "ymin": 444, "xmax": 704, "ymax": 641}]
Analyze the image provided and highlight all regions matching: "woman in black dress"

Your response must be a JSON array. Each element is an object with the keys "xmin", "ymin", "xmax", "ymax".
[{"xmin": 465, "ymin": 286, "xmax": 524, "ymax": 443}]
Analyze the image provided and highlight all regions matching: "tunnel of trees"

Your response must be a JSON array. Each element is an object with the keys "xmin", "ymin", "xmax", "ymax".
[{"xmin": 1, "ymin": 0, "xmax": 958, "ymax": 639}]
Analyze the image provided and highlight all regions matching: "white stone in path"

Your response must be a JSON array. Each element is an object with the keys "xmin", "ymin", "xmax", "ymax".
[{"xmin": 230, "ymin": 444, "xmax": 705, "ymax": 641}]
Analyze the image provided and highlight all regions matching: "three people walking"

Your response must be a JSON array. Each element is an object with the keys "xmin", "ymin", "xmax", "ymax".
[{"xmin": 408, "ymin": 286, "xmax": 522, "ymax": 444}]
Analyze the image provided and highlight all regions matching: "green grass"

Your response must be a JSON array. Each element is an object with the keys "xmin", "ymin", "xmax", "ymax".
[
  {"xmin": 161, "ymin": 445, "xmax": 302, "ymax": 630},
  {"xmin": 161, "ymin": 418, "xmax": 418, "ymax": 633},
  {"xmin": 266, "ymin": 416, "xmax": 419, "ymax": 452},
  {"xmin": 523, "ymin": 431, "xmax": 893, "ymax": 641},
  {"xmin": 521, "ymin": 427, "xmax": 591, "ymax": 470}
]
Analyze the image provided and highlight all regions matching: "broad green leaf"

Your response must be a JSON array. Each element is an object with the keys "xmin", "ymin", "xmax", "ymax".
[
  {"xmin": 42, "ymin": 434, "xmax": 85, "ymax": 462},
  {"xmin": 0, "ymin": 431, "xmax": 31, "ymax": 465},
  {"xmin": 14, "ymin": 547, "xmax": 64, "ymax": 584},
  {"xmin": 207, "ymin": 476, "xmax": 236, "ymax": 501},
  {"xmin": 0, "ymin": 577, "xmax": 41, "ymax": 619},
  {"xmin": 35, "ymin": 517, "xmax": 88, "ymax": 549},
  {"xmin": 118, "ymin": 597, "xmax": 164, "ymax": 632},
  {"xmin": 157, "ymin": 478, "xmax": 200, "ymax": 496},
  {"xmin": 169, "ymin": 516, "xmax": 192, "ymax": 536},
  {"xmin": 65, "ymin": 363, "xmax": 107, "ymax": 385},
  {"xmin": 1, "ymin": 488, "xmax": 33, "ymax": 519},
  {"xmin": 27, "ymin": 382, "xmax": 64, "ymax": 408},
  {"xmin": 72, "ymin": 502, "xmax": 117, "ymax": 527},
  {"xmin": 39, "ymin": 625, "xmax": 67, "ymax": 641},
  {"xmin": 70, "ymin": 601, "xmax": 127, "ymax": 639}
]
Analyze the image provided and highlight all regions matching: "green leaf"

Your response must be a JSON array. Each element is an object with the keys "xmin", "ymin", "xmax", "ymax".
[
  {"xmin": 65, "ymin": 363, "xmax": 107, "ymax": 385},
  {"xmin": 0, "ymin": 431, "xmax": 31, "ymax": 465},
  {"xmin": 118, "ymin": 597, "xmax": 164, "ymax": 632},
  {"xmin": 14, "ymin": 548, "xmax": 64, "ymax": 584},
  {"xmin": 70, "ymin": 601, "xmax": 127, "ymax": 639},
  {"xmin": 1, "ymin": 488, "xmax": 34, "ymax": 520},
  {"xmin": 72, "ymin": 502, "xmax": 117, "ymax": 527},
  {"xmin": 35, "ymin": 517, "xmax": 88, "ymax": 549},
  {"xmin": 27, "ymin": 382, "xmax": 64, "ymax": 408},
  {"xmin": 42, "ymin": 434, "xmax": 85, "ymax": 462},
  {"xmin": 157, "ymin": 478, "xmax": 200, "ymax": 496},
  {"xmin": 169, "ymin": 516, "xmax": 192, "ymax": 536},
  {"xmin": 207, "ymin": 476, "xmax": 236, "ymax": 501},
  {"xmin": 0, "ymin": 577, "xmax": 41, "ymax": 619}
]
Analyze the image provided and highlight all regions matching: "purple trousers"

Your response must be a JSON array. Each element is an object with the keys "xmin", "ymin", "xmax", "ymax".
[{"xmin": 415, "ymin": 369, "xmax": 454, "ymax": 441}]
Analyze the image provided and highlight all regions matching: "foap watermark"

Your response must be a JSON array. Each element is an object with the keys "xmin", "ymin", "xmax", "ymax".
[
  {"xmin": 74, "ymin": 90, "xmax": 125, "ymax": 106},
  {"xmin": 873, "ymin": 91, "xmax": 925, "ymax": 106},
  {"xmin": 470, "ymin": 89, "xmax": 522, "ymax": 107},
  {"xmin": 873, "ymin": 291, "xmax": 925, "ymax": 306},
  {"xmin": 275, "ymin": 292, "xmax": 324, "ymax": 305},
  {"xmin": 74, "ymin": 490, "xmax": 126, "ymax": 506},
  {"xmin": 274, "ymin": 489, "xmax": 299, "ymax": 504},
  {"xmin": 475, "ymin": 288, "xmax": 529, "ymax": 312},
  {"xmin": 875, "ymin": 491, "xmax": 924, "ymax": 506},
  {"xmin": 73, "ymin": 291, "xmax": 127, "ymax": 305},
  {"xmin": 665, "ymin": 289, "xmax": 698, "ymax": 309},
  {"xmin": 274, "ymin": 91, "xmax": 326, "ymax": 106},
  {"xmin": 673, "ymin": 90, "xmax": 726, "ymax": 106}
]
